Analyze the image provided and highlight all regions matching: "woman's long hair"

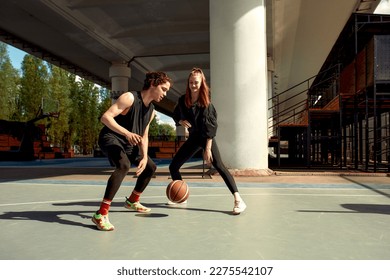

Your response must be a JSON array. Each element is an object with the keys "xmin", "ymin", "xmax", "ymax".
[{"xmin": 184, "ymin": 68, "xmax": 210, "ymax": 108}]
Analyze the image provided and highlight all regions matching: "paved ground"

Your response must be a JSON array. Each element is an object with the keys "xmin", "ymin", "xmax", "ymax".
[{"xmin": 0, "ymin": 157, "xmax": 389, "ymax": 260}]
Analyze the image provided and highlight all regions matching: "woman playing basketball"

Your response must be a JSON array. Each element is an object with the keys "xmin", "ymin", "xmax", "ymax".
[{"xmin": 169, "ymin": 68, "xmax": 246, "ymax": 214}]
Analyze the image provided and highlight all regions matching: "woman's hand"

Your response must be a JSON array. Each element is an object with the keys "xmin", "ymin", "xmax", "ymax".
[
  {"xmin": 179, "ymin": 120, "xmax": 192, "ymax": 129},
  {"xmin": 203, "ymin": 148, "xmax": 213, "ymax": 165}
]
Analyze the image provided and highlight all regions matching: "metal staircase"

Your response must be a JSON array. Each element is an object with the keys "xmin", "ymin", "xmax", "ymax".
[{"xmin": 268, "ymin": 14, "xmax": 390, "ymax": 173}]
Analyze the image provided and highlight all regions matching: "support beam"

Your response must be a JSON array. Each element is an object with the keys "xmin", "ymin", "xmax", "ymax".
[
  {"xmin": 109, "ymin": 62, "xmax": 131, "ymax": 99},
  {"xmin": 210, "ymin": 0, "xmax": 271, "ymax": 174}
]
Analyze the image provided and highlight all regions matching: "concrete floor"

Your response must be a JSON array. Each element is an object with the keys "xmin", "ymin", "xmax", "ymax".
[{"xmin": 0, "ymin": 157, "xmax": 390, "ymax": 260}]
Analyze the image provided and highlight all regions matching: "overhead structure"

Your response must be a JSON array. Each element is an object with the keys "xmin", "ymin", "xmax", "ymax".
[
  {"xmin": 0, "ymin": 0, "xmax": 380, "ymax": 115},
  {"xmin": 269, "ymin": 13, "xmax": 390, "ymax": 172},
  {"xmin": 0, "ymin": 0, "xmax": 384, "ymax": 170}
]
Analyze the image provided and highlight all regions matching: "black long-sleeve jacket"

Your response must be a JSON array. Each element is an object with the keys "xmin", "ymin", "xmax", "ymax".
[{"xmin": 172, "ymin": 95, "xmax": 218, "ymax": 139}]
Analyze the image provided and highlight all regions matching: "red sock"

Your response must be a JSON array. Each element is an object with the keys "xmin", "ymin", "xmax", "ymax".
[
  {"xmin": 98, "ymin": 199, "xmax": 112, "ymax": 215},
  {"xmin": 129, "ymin": 190, "xmax": 141, "ymax": 203}
]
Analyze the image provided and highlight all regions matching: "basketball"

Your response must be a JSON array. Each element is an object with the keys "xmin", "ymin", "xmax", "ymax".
[{"xmin": 166, "ymin": 180, "xmax": 189, "ymax": 203}]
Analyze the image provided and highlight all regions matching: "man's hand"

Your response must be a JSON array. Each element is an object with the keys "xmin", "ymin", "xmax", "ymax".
[
  {"xmin": 136, "ymin": 157, "xmax": 147, "ymax": 176},
  {"xmin": 125, "ymin": 132, "xmax": 142, "ymax": 145}
]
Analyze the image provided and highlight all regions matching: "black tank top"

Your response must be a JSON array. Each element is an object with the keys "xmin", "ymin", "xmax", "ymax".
[{"xmin": 101, "ymin": 91, "xmax": 154, "ymax": 139}]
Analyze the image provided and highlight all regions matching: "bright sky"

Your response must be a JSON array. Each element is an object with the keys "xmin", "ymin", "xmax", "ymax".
[
  {"xmin": 375, "ymin": 0, "xmax": 390, "ymax": 14},
  {"xmin": 7, "ymin": 44, "xmax": 25, "ymax": 69}
]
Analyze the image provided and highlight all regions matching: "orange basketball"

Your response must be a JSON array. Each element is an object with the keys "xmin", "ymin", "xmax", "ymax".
[{"xmin": 166, "ymin": 180, "xmax": 189, "ymax": 203}]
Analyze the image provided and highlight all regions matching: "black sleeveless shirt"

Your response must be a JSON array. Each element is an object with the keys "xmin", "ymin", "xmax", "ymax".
[{"xmin": 100, "ymin": 91, "xmax": 154, "ymax": 142}]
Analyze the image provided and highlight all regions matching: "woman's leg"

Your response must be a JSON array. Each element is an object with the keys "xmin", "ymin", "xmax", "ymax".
[
  {"xmin": 209, "ymin": 140, "xmax": 238, "ymax": 194},
  {"xmin": 169, "ymin": 136, "xmax": 202, "ymax": 180},
  {"xmin": 210, "ymin": 142, "xmax": 246, "ymax": 214}
]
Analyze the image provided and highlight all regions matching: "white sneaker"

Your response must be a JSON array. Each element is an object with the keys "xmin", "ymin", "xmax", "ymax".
[
  {"xmin": 233, "ymin": 200, "xmax": 247, "ymax": 215},
  {"xmin": 166, "ymin": 200, "xmax": 187, "ymax": 205}
]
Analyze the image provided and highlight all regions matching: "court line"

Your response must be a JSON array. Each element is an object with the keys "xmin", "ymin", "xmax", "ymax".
[
  {"xmin": 0, "ymin": 192, "xmax": 385, "ymax": 207},
  {"xmin": 1, "ymin": 180, "xmax": 389, "ymax": 190}
]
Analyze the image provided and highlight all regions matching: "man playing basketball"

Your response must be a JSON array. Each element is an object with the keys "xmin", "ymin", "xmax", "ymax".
[{"xmin": 92, "ymin": 71, "xmax": 172, "ymax": 231}]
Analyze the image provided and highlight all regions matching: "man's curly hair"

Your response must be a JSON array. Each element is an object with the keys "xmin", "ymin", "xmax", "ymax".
[{"xmin": 143, "ymin": 71, "xmax": 172, "ymax": 90}]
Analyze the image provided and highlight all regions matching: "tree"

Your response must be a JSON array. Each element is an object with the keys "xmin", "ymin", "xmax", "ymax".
[
  {"xmin": 67, "ymin": 74, "xmax": 81, "ymax": 152},
  {"xmin": 19, "ymin": 55, "xmax": 49, "ymax": 121},
  {"xmin": 159, "ymin": 123, "xmax": 176, "ymax": 139},
  {"xmin": 98, "ymin": 87, "xmax": 111, "ymax": 119},
  {"xmin": 46, "ymin": 65, "xmax": 72, "ymax": 150},
  {"xmin": 149, "ymin": 115, "xmax": 159, "ymax": 137},
  {"xmin": 80, "ymin": 79, "xmax": 101, "ymax": 154},
  {"xmin": 0, "ymin": 43, "xmax": 20, "ymax": 120},
  {"xmin": 2, "ymin": 43, "xmax": 177, "ymax": 156},
  {"xmin": 68, "ymin": 76, "xmax": 101, "ymax": 154},
  {"xmin": 149, "ymin": 115, "xmax": 175, "ymax": 140}
]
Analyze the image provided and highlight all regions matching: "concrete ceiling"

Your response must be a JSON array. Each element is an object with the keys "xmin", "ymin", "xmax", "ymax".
[
  {"xmin": 0, "ymin": 0, "xmax": 382, "ymax": 116},
  {"xmin": 270, "ymin": 0, "xmax": 381, "ymax": 92}
]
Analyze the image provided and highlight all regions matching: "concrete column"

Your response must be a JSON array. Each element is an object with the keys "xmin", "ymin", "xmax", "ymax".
[
  {"xmin": 210, "ymin": 0, "xmax": 270, "ymax": 174},
  {"xmin": 109, "ymin": 62, "xmax": 131, "ymax": 100}
]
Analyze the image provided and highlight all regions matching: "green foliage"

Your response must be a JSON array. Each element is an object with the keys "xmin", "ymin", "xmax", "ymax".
[
  {"xmin": 149, "ymin": 115, "xmax": 159, "ymax": 136},
  {"xmin": 78, "ymin": 79, "xmax": 101, "ymax": 154},
  {"xmin": 159, "ymin": 123, "xmax": 175, "ymax": 137},
  {"xmin": 98, "ymin": 87, "xmax": 111, "ymax": 120},
  {"xmin": 0, "ymin": 42, "xmax": 20, "ymax": 120},
  {"xmin": 19, "ymin": 55, "xmax": 49, "ymax": 121},
  {"xmin": 149, "ymin": 115, "xmax": 175, "ymax": 139},
  {"xmin": 46, "ymin": 65, "xmax": 72, "ymax": 150},
  {"xmin": 67, "ymin": 75, "xmax": 102, "ymax": 154}
]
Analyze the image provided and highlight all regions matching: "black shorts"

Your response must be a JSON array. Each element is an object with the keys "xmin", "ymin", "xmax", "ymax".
[{"xmin": 98, "ymin": 129, "xmax": 140, "ymax": 164}]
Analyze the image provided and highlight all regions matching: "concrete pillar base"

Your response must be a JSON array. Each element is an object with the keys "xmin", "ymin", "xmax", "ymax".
[
  {"xmin": 229, "ymin": 168, "xmax": 275, "ymax": 177},
  {"xmin": 209, "ymin": 168, "xmax": 275, "ymax": 177},
  {"xmin": 109, "ymin": 62, "xmax": 131, "ymax": 99}
]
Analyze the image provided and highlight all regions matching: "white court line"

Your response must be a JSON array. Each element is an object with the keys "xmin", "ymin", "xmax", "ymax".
[
  {"xmin": 0, "ymin": 192, "xmax": 384, "ymax": 207},
  {"xmin": 0, "ymin": 198, "xmax": 101, "ymax": 207},
  {"xmin": 0, "ymin": 182, "xmax": 106, "ymax": 188},
  {"xmin": 1, "ymin": 181, "xmax": 388, "ymax": 191}
]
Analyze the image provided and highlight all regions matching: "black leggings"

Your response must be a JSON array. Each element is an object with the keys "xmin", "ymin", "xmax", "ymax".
[
  {"xmin": 103, "ymin": 145, "xmax": 156, "ymax": 200},
  {"xmin": 169, "ymin": 136, "xmax": 238, "ymax": 194}
]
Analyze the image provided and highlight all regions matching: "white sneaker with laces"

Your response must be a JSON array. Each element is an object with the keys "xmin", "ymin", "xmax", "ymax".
[{"xmin": 233, "ymin": 200, "xmax": 247, "ymax": 215}]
